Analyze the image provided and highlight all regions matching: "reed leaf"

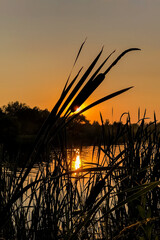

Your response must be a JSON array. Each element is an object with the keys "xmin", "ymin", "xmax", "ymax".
[
  {"xmin": 69, "ymin": 181, "xmax": 159, "ymax": 240},
  {"xmin": 103, "ymin": 48, "xmax": 141, "ymax": 76}
]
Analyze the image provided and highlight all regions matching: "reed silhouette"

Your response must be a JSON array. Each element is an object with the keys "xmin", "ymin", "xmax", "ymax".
[{"xmin": 1, "ymin": 44, "xmax": 159, "ymax": 240}]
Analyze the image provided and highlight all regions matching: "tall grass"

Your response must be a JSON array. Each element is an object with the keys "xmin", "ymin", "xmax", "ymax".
[
  {"xmin": 1, "ymin": 44, "xmax": 159, "ymax": 239},
  {"xmin": 1, "ymin": 114, "xmax": 160, "ymax": 239}
]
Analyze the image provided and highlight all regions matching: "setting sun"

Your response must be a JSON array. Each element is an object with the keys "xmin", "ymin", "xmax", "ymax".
[
  {"xmin": 74, "ymin": 103, "xmax": 86, "ymax": 113},
  {"xmin": 75, "ymin": 106, "xmax": 81, "ymax": 113}
]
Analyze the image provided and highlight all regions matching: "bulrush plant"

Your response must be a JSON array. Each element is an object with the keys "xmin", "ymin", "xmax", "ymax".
[{"xmin": 1, "ymin": 42, "xmax": 159, "ymax": 239}]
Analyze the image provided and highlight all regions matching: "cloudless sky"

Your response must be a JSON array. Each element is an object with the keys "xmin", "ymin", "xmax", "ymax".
[{"xmin": 0, "ymin": 0, "xmax": 160, "ymax": 123}]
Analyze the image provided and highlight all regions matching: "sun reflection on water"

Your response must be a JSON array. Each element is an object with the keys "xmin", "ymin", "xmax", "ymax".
[
  {"xmin": 73, "ymin": 149, "xmax": 81, "ymax": 171},
  {"xmin": 75, "ymin": 154, "xmax": 81, "ymax": 170}
]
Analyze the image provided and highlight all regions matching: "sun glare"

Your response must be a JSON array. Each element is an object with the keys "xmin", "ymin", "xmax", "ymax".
[{"xmin": 75, "ymin": 107, "xmax": 81, "ymax": 113}]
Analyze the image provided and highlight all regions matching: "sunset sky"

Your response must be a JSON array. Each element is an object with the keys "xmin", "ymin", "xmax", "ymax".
[{"xmin": 0, "ymin": 0, "xmax": 160, "ymax": 123}]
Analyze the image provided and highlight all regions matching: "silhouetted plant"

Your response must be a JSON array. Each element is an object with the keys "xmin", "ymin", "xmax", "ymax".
[{"xmin": 1, "ymin": 43, "xmax": 159, "ymax": 240}]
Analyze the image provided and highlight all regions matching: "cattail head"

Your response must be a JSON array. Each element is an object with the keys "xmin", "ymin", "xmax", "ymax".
[{"xmin": 70, "ymin": 73, "xmax": 105, "ymax": 112}]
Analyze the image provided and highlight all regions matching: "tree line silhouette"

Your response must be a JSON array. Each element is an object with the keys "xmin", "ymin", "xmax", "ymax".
[{"xmin": 0, "ymin": 101, "xmax": 158, "ymax": 164}]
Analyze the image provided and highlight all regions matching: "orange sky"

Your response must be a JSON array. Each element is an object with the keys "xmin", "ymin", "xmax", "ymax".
[{"xmin": 0, "ymin": 0, "xmax": 160, "ymax": 123}]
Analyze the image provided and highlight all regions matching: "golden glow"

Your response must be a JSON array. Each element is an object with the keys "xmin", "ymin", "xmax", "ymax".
[
  {"xmin": 75, "ymin": 154, "xmax": 81, "ymax": 170},
  {"xmin": 1, "ymin": 1, "xmax": 160, "ymax": 125}
]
